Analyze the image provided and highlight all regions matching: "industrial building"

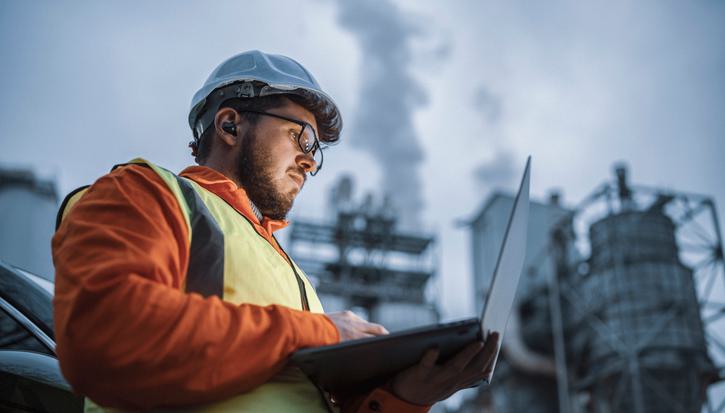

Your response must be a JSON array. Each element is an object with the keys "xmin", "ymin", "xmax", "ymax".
[
  {"xmin": 288, "ymin": 175, "xmax": 439, "ymax": 332},
  {"xmin": 3, "ymin": 160, "xmax": 723, "ymax": 412},
  {"xmin": 461, "ymin": 164, "xmax": 724, "ymax": 413},
  {"xmin": 0, "ymin": 168, "xmax": 58, "ymax": 281}
]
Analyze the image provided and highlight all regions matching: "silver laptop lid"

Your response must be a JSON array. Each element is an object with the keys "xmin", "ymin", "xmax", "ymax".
[
  {"xmin": 479, "ymin": 156, "xmax": 530, "ymax": 382},
  {"xmin": 480, "ymin": 156, "xmax": 531, "ymax": 337}
]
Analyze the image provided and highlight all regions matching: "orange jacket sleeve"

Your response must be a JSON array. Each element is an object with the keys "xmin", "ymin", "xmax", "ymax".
[{"xmin": 52, "ymin": 165, "xmax": 340, "ymax": 409}]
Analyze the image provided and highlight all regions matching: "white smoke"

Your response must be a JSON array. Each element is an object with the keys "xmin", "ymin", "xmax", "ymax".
[
  {"xmin": 334, "ymin": 0, "xmax": 432, "ymax": 230},
  {"xmin": 471, "ymin": 85, "xmax": 517, "ymax": 190}
]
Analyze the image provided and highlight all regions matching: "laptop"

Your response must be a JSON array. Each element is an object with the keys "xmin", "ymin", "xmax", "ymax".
[{"xmin": 291, "ymin": 156, "xmax": 531, "ymax": 394}]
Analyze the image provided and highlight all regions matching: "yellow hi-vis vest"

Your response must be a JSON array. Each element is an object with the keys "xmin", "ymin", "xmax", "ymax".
[{"xmin": 59, "ymin": 159, "xmax": 332, "ymax": 413}]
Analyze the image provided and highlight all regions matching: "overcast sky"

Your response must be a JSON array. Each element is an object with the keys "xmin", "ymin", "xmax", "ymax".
[{"xmin": 2, "ymin": 0, "xmax": 724, "ymax": 324}]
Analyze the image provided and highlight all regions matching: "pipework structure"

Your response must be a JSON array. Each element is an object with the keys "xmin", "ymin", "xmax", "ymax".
[
  {"xmin": 288, "ymin": 175, "xmax": 439, "ymax": 332},
  {"xmin": 461, "ymin": 164, "xmax": 724, "ymax": 413},
  {"xmin": 550, "ymin": 164, "xmax": 723, "ymax": 413},
  {"xmin": 461, "ymin": 190, "xmax": 572, "ymax": 413}
]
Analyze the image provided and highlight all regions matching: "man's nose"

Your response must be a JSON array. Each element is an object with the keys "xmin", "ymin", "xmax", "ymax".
[{"xmin": 297, "ymin": 153, "xmax": 317, "ymax": 174}]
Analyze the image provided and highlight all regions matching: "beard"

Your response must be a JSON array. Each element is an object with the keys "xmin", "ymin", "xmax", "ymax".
[{"xmin": 237, "ymin": 129, "xmax": 305, "ymax": 220}]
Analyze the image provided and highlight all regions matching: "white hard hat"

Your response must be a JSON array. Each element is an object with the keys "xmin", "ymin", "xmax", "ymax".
[{"xmin": 189, "ymin": 50, "xmax": 341, "ymax": 141}]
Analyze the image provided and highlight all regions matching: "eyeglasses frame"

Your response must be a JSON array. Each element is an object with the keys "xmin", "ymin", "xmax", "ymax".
[{"xmin": 235, "ymin": 109, "xmax": 325, "ymax": 175}]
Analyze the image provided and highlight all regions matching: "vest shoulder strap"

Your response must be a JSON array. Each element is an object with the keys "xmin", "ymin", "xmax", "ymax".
[
  {"xmin": 55, "ymin": 161, "xmax": 158, "ymax": 231},
  {"xmin": 55, "ymin": 160, "xmax": 168, "ymax": 230},
  {"xmin": 115, "ymin": 158, "xmax": 193, "ymax": 239},
  {"xmin": 55, "ymin": 159, "xmax": 225, "ymax": 298},
  {"xmin": 55, "ymin": 185, "xmax": 90, "ymax": 230}
]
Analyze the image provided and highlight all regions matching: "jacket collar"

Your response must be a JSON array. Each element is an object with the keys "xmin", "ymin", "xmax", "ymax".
[{"xmin": 178, "ymin": 166, "xmax": 289, "ymax": 234}]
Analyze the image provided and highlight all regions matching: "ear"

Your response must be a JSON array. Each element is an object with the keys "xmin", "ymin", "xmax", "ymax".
[{"xmin": 214, "ymin": 108, "xmax": 246, "ymax": 148}]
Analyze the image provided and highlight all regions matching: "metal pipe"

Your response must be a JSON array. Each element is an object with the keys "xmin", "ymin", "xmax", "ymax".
[
  {"xmin": 706, "ymin": 199, "xmax": 725, "ymax": 275},
  {"xmin": 550, "ymin": 227, "xmax": 572, "ymax": 413},
  {"xmin": 501, "ymin": 308, "xmax": 557, "ymax": 376},
  {"xmin": 629, "ymin": 355, "xmax": 646, "ymax": 413}
]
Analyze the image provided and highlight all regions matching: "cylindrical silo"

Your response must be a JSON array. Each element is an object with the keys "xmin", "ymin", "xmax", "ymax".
[
  {"xmin": 573, "ymin": 210, "xmax": 715, "ymax": 413},
  {"xmin": 0, "ymin": 168, "xmax": 58, "ymax": 280}
]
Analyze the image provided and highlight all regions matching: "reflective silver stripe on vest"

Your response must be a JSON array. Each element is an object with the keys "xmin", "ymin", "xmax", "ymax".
[{"xmin": 174, "ymin": 175, "xmax": 225, "ymax": 298}]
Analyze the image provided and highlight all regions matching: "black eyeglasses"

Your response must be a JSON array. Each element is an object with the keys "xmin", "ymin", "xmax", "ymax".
[{"xmin": 237, "ymin": 110, "xmax": 325, "ymax": 175}]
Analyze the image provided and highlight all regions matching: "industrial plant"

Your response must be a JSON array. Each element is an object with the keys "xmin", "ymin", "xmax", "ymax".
[
  {"xmin": 2, "ymin": 162, "xmax": 724, "ymax": 412},
  {"xmin": 288, "ymin": 175, "xmax": 440, "ymax": 332},
  {"xmin": 0, "ymin": 167, "xmax": 58, "ymax": 280},
  {"xmin": 460, "ymin": 164, "xmax": 724, "ymax": 413}
]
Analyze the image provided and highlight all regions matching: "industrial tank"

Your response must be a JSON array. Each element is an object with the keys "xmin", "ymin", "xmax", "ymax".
[
  {"xmin": 0, "ymin": 168, "xmax": 58, "ymax": 280},
  {"xmin": 574, "ymin": 210, "xmax": 715, "ymax": 413}
]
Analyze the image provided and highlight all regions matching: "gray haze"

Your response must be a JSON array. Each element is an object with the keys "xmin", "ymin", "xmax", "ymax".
[
  {"xmin": 1, "ymin": 0, "xmax": 724, "ymax": 332},
  {"xmin": 472, "ymin": 86, "xmax": 503, "ymax": 125},
  {"xmin": 2, "ymin": 0, "xmax": 725, "ymax": 408},
  {"xmin": 471, "ymin": 85, "xmax": 517, "ymax": 189},
  {"xmin": 474, "ymin": 149, "xmax": 517, "ymax": 189},
  {"xmin": 335, "ymin": 0, "xmax": 429, "ymax": 229}
]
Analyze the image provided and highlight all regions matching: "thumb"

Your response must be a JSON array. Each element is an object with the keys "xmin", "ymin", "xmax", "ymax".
[{"xmin": 420, "ymin": 348, "xmax": 440, "ymax": 369}]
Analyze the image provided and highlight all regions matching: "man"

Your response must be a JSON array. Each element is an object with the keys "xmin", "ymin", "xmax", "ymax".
[{"xmin": 53, "ymin": 50, "xmax": 499, "ymax": 412}]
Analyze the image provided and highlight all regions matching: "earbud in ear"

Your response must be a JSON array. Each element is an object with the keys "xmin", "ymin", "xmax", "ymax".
[{"xmin": 222, "ymin": 122, "xmax": 237, "ymax": 136}]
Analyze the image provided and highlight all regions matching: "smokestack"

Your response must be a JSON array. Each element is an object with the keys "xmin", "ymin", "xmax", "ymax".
[
  {"xmin": 335, "ymin": 0, "xmax": 429, "ymax": 230},
  {"xmin": 548, "ymin": 189, "xmax": 562, "ymax": 206},
  {"xmin": 613, "ymin": 162, "xmax": 633, "ymax": 209}
]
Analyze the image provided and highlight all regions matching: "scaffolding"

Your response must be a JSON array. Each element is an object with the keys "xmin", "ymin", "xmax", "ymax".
[
  {"xmin": 461, "ymin": 163, "xmax": 724, "ymax": 413},
  {"xmin": 288, "ymin": 175, "xmax": 438, "ymax": 331},
  {"xmin": 551, "ymin": 164, "xmax": 723, "ymax": 413}
]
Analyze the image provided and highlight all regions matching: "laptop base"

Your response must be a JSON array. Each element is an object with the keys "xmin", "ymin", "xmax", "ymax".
[{"xmin": 291, "ymin": 318, "xmax": 481, "ymax": 393}]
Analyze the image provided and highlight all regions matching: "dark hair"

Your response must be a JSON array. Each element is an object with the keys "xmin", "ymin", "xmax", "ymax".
[{"xmin": 193, "ymin": 92, "xmax": 342, "ymax": 164}]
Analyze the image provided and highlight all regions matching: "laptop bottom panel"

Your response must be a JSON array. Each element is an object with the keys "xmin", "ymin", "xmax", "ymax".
[{"xmin": 291, "ymin": 318, "xmax": 481, "ymax": 393}]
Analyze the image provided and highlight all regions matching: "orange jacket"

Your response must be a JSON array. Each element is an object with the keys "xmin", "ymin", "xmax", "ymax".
[{"xmin": 52, "ymin": 164, "xmax": 429, "ymax": 413}]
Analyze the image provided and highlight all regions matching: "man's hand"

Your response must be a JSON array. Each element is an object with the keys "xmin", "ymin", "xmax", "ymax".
[
  {"xmin": 326, "ymin": 311, "xmax": 389, "ymax": 341},
  {"xmin": 390, "ymin": 332, "xmax": 501, "ymax": 406}
]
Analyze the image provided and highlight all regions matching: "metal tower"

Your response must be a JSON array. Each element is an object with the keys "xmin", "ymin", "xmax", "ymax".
[
  {"xmin": 461, "ymin": 163, "xmax": 724, "ymax": 413},
  {"xmin": 288, "ymin": 175, "xmax": 439, "ymax": 331},
  {"xmin": 550, "ymin": 164, "xmax": 723, "ymax": 413}
]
